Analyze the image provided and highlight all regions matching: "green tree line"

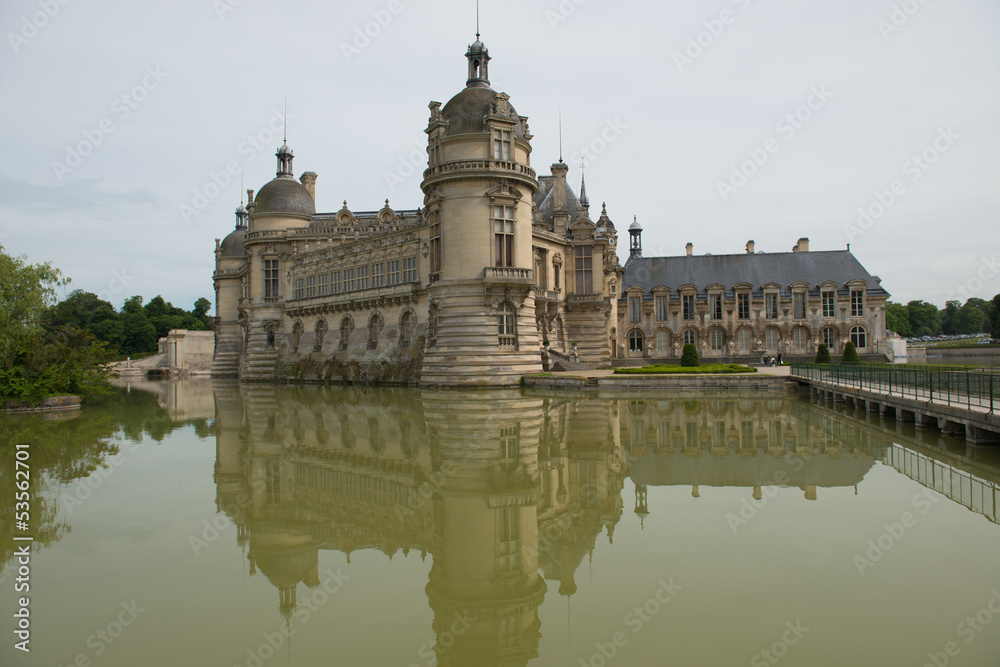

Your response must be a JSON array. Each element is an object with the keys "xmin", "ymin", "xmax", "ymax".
[{"xmin": 885, "ymin": 297, "xmax": 1000, "ymax": 339}]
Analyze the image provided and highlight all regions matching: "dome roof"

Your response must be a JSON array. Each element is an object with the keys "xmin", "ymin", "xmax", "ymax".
[
  {"xmin": 220, "ymin": 228, "xmax": 247, "ymax": 258},
  {"xmin": 441, "ymin": 86, "xmax": 526, "ymax": 140},
  {"xmin": 253, "ymin": 176, "xmax": 315, "ymax": 218}
]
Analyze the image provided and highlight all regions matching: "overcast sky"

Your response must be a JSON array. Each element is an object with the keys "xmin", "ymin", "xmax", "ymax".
[{"xmin": 1, "ymin": 0, "xmax": 997, "ymax": 312}]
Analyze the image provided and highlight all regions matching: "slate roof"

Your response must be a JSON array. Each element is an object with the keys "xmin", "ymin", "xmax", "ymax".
[
  {"xmin": 622, "ymin": 250, "xmax": 889, "ymax": 299},
  {"xmin": 533, "ymin": 175, "xmax": 582, "ymax": 226}
]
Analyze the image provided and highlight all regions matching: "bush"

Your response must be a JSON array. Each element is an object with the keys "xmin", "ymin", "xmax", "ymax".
[
  {"xmin": 681, "ymin": 343, "xmax": 699, "ymax": 367},
  {"xmin": 842, "ymin": 341, "xmax": 861, "ymax": 363},
  {"xmin": 815, "ymin": 343, "xmax": 832, "ymax": 364}
]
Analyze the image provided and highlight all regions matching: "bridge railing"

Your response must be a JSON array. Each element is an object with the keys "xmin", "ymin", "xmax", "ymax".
[{"xmin": 790, "ymin": 363, "xmax": 997, "ymax": 413}]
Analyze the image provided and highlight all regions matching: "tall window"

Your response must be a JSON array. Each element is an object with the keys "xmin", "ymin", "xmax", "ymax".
[
  {"xmin": 398, "ymin": 310, "xmax": 414, "ymax": 348},
  {"xmin": 851, "ymin": 290, "xmax": 864, "ymax": 317},
  {"xmin": 711, "ymin": 329, "xmax": 724, "ymax": 351},
  {"xmin": 306, "ymin": 275, "xmax": 317, "ymax": 298},
  {"xmin": 372, "ymin": 263, "xmax": 384, "ymax": 288},
  {"xmin": 493, "ymin": 129, "xmax": 512, "ymax": 161},
  {"xmin": 430, "ymin": 211, "xmax": 441, "ymax": 274},
  {"xmin": 331, "ymin": 271, "xmax": 341, "ymax": 294},
  {"xmin": 765, "ymin": 328, "xmax": 779, "ymax": 352},
  {"xmin": 655, "ymin": 295, "xmax": 669, "ymax": 322},
  {"xmin": 357, "ymin": 265, "xmax": 369, "ymax": 290},
  {"xmin": 494, "ymin": 205, "xmax": 515, "ymax": 268},
  {"xmin": 314, "ymin": 319, "xmax": 328, "ymax": 353},
  {"xmin": 628, "ymin": 295, "xmax": 641, "ymax": 323},
  {"xmin": 497, "ymin": 506, "xmax": 520, "ymax": 573},
  {"xmin": 386, "ymin": 260, "xmax": 400, "ymax": 286},
  {"xmin": 293, "ymin": 278, "xmax": 304, "ymax": 300},
  {"xmin": 682, "ymin": 294, "xmax": 695, "ymax": 321},
  {"xmin": 264, "ymin": 260, "xmax": 279, "ymax": 298},
  {"xmin": 497, "ymin": 302, "xmax": 517, "ymax": 347},
  {"xmin": 711, "ymin": 294, "xmax": 723, "ymax": 321},
  {"xmin": 765, "ymin": 293, "xmax": 778, "ymax": 319},
  {"xmin": 368, "ymin": 313, "xmax": 383, "ymax": 350},
  {"xmin": 683, "ymin": 330, "xmax": 696, "ymax": 346},
  {"xmin": 851, "ymin": 325, "xmax": 867, "ymax": 349},
  {"xmin": 344, "ymin": 268, "xmax": 355, "ymax": 292},
  {"xmin": 629, "ymin": 329, "xmax": 643, "ymax": 352},
  {"xmin": 402, "ymin": 257, "xmax": 418, "ymax": 282},
  {"xmin": 822, "ymin": 291, "xmax": 835, "ymax": 318},
  {"xmin": 499, "ymin": 425, "xmax": 519, "ymax": 473},
  {"xmin": 793, "ymin": 292, "xmax": 806, "ymax": 319},
  {"xmin": 656, "ymin": 330, "xmax": 669, "ymax": 352},
  {"xmin": 737, "ymin": 328, "xmax": 752, "ymax": 353},
  {"xmin": 318, "ymin": 273, "xmax": 329, "ymax": 296},
  {"xmin": 339, "ymin": 317, "xmax": 353, "ymax": 351},
  {"xmin": 575, "ymin": 246, "xmax": 593, "ymax": 294},
  {"xmin": 534, "ymin": 250, "xmax": 547, "ymax": 290},
  {"xmin": 793, "ymin": 327, "xmax": 808, "ymax": 353},
  {"xmin": 822, "ymin": 326, "xmax": 836, "ymax": 350},
  {"xmin": 738, "ymin": 293, "xmax": 750, "ymax": 320}
]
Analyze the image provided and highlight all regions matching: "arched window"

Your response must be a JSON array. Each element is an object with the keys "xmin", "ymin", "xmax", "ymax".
[
  {"xmin": 398, "ymin": 310, "xmax": 415, "ymax": 348},
  {"xmin": 291, "ymin": 320, "xmax": 304, "ymax": 353},
  {"xmin": 683, "ymin": 329, "xmax": 696, "ymax": 346},
  {"xmin": 710, "ymin": 329, "xmax": 724, "ymax": 351},
  {"xmin": 497, "ymin": 302, "xmax": 517, "ymax": 348},
  {"xmin": 851, "ymin": 326, "xmax": 867, "ymax": 350},
  {"xmin": 822, "ymin": 327, "xmax": 837, "ymax": 351},
  {"xmin": 368, "ymin": 312, "xmax": 384, "ymax": 350},
  {"xmin": 339, "ymin": 317, "xmax": 353, "ymax": 351},
  {"xmin": 765, "ymin": 328, "xmax": 780, "ymax": 352},
  {"xmin": 736, "ymin": 328, "xmax": 752, "ymax": 354},
  {"xmin": 793, "ymin": 327, "xmax": 809, "ymax": 354},
  {"xmin": 629, "ymin": 329, "xmax": 644, "ymax": 352},
  {"xmin": 314, "ymin": 319, "xmax": 328, "ymax": 353}
]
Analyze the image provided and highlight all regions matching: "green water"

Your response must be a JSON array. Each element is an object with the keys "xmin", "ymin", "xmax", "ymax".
[{"xmin": 2, "ymin": 379, "xmax": 999, "ymax": 667}]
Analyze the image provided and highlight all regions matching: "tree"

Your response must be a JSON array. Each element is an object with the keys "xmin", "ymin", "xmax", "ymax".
[
  {"xmin": 0, "ymin": 244, "xmax": 67, "ymax": 372},
  {"xmin": 941, "ymin": 301, "xmax": 960, "ymax": 335},
  {"xmin": 119, "ymin": 312, "xmax": 157, "ymax": 355},
  {"xmin": 681, "ymin": 343, "xmax": 699, "ymax": 367},
  {"xmin": 815, "ymin": 343, "xmax": 831, "ymax": 364},
  {"xmin": 193, "ymin": 297, "xmax": 212, "ymax": 324},
  {"xmin": 885, "ymin": 301, "xmax": 912, "ymax": 337},
  {"xmin": 906, "ymin": 300, "xmax": 942, "ymax": 336},
  {"xmin": 841, "ymin": 341, "xmax": 860, "ymax": 363},
  {"xmin": 991, "ymin": 294, "xmax": 1000, "ymax": 339}
]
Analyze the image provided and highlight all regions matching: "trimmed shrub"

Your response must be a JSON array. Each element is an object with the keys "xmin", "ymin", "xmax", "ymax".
[
  {"xmin": 815, "ymin": 343, "xmax": 832, "ymax": 364},
  {"xmin": 842, "ymin": 341, "xmax": 861, "ymax": 363},
  {"xmin": 681, "ymin": 343, "xmax": 699, "ymax": 367}
]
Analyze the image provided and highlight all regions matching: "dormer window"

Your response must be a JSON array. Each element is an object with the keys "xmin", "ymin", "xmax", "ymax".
[{"xmin": 493, "ymin": 129, "xmax": 511, "ymax": 161}]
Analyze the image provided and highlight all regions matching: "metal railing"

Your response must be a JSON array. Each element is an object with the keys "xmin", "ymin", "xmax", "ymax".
[{"xmin": 790, "ymin": 363, "xmax": 997, "ymax": 413}]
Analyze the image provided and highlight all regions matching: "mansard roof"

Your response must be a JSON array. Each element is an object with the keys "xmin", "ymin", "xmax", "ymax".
[
  {"xmin": 533, "ymin": 175, "xmax": 582, "ymax": 226},
  {"xmin": 622, "ymin": 250, "xmax": 889, "ymax": 296}
]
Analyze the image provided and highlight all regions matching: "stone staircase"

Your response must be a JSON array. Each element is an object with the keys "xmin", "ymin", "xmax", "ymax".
[
  {"xmin": 546, "ymin": 348, "xmax": 591, "ymax": 372},
  {"xmin": 241, "ymin": 349, "xmax": 279, "ymax": 383}
]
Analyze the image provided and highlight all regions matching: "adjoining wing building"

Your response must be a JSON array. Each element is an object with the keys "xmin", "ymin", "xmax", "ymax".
[{"xmin": 212, "ymin": 35, "xmax": 890, "ymax": 386}]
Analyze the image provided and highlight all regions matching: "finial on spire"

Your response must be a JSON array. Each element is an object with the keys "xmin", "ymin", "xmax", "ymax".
[
  {"xmin": 283, "ymin": 94, "xmax": 287, "ymax": 144},
  {"xmin": 579, "ymin": 158, "xmax": 589, "ymax": 209},
  {"xmin": 476, "ymin": 0, "xmax": 480, "ymax": 40}
]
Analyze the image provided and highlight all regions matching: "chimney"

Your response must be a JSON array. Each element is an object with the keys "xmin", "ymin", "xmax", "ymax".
[
  {"xmin": 746, "ymin": 240, "xmax": 755, "ymax": 254},
  {"xmin": 300, "ymin": 172, "xmax": 318, "ymax": 202},
  {"xmin": 685, "ymin": 243, "xmax": 693, "ymax": 256},
  {"xmin": 797, "ymin": 237, "xmax": 810, "ymax": 252},
  {"xmin": 550, "ymin": 161, "xmax": 570, "ymax": 232}
]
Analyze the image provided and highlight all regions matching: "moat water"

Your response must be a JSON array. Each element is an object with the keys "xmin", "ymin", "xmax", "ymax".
[{"xmin": 2, "ymin": 380, "xmax": 1000, "ymax": 667}]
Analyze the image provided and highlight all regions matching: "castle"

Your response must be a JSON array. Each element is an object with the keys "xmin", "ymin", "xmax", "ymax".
[{"xmin": 213, "ymin": 34, "xmax": 889, "ymax": 386}]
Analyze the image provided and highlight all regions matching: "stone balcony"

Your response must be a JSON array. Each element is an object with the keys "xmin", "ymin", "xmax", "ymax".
[
  {"xmin": 483, "ymin": 267, "xmax": 534, "ymax": 285},
  {"xmin": 284, "ymin": 281, "xmax": 422, "ymax": 314},
  {"xmin": 423, "ymin": 159, "xmax": 537, "ymax": 187}
]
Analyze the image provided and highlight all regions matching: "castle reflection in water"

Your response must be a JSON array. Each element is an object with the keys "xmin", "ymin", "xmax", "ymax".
[{"xmin": 192, "ymin": 381, "xmax": 914, "ymax": 667}]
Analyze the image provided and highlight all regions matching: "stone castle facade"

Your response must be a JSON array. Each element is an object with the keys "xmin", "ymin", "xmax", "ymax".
[
  {"xmin": 213, "ymin": 34, "xmax": 890, "ymax": 386},
  {"xmin": 213, "ymin": 35, "xmax": 621, "ymax": 386}
]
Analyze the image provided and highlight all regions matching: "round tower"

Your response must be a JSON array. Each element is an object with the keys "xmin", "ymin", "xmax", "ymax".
[
  {"xmin": 212, "ymin": 200, "xmax": 250, "ymax": 377},
  {"xmin": 420, "ymin": 36, "xmax": 542, "ymax": 385}
]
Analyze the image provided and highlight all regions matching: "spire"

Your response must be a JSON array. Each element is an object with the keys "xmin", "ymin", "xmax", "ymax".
[
  {"xmin": 558, "ymin": 110, "xmax": 564, "ymax": 163},
  {"xmin": 579, "ymin": 159, "xmax": 589, "ymax": 209},
  {"xmin": 234, "ymin": 173, "xmax": 248, "ymax": 229}
]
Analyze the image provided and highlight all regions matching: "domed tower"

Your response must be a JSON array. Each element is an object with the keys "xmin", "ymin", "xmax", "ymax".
[
  {"xmin": 212, "ymin": 199, "xmax": 250, "ymax": 377},
  {"xmin": 420, "ymin": 36, "xmax": 542, "ymax": 385},
  {"xmin": 241, "ymin": 140, "xmax": 316, "ymax": 376}
]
